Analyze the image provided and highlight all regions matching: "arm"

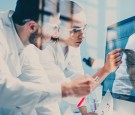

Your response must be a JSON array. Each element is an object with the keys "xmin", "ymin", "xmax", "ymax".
[
  {"xmin": 0, "ymin": 43, "xmax": 92, "ymax": 114},
  {"xmin": 0, "ymin": 46, "xmax": 44, "ymax": 114},
  {"xmin": 66, "ymin": 48, "xmax": 88, "ymax": 114},
  {"xmin": 89, "ymin": 49, "xmax": 122, "ymax": 91},
  {"xmin": 19, "ymin": 45, "xmax": 62, "ymax": 104},
  {"xmin": 0, "ymin": 24, "xmax": 93, "ymax": 115},
  {"xmin": 40, "ymin": 46, "xmax": 92, "ymax": 98},
  {"xmin": 66, "ymin": 48, "xmax": 121, "ymax": 115},
  {"xmin": 39, "ymin": 46, "xmax": 88, "ymax": 114},
  {"xmin": 0, "ymin": 31, "xmax": 44, "ymax": 113}
]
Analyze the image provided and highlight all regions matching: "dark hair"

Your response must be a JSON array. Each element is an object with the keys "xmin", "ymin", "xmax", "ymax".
[
  {"xmin": 59, "ymin": 0, "xmax": 82, "ymax": 21},
  {"xmin": 12, "ymin": 0, "xmax": 40, "ymax": 25}
]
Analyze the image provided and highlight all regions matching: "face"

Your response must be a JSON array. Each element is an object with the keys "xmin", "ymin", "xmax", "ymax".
[
  {"xmin": 59, "ymin": 11, "xmax": 87, "ymax": 48},
  {"xmin": 60, "ymin": 24, "xmax": 86, "ymax": 48},
  {"xmin": 40, "ymin": 11, "xmax": 87, "ymax": 48}
]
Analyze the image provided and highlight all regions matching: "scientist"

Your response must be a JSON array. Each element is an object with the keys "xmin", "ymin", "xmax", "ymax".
[
  {"xmin": 0, "ymin": 0, "xmax": 99, "ymax": 115},
  {"xmin": 37, "ymin": 1, "xmax": 89, "ymax": 115},
  {"xmin": 34, "ymin": 0, "xmax": 122, "ymax": 115}
]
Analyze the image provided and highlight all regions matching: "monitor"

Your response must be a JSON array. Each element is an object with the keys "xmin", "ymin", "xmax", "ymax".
[{"xmin": 103, "ymin": 16, "xmax": 135, "ymax": 103}]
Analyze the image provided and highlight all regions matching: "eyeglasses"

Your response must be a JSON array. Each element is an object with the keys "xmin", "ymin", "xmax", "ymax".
[
  {"xmin": 58, "ymin": 24, "xmax": 87, "ymax": 35},
  {"xmin": 42, "ymin": 23, "xmax": 87, "ymax": 37},
  {"xmin": 68, "ymin": 25, "xmax": 87, "ymax": 34}
]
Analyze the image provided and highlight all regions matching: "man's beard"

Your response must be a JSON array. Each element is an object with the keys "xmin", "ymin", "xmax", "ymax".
[
  {"xmin": 51, "ymin": 36, "xmax": 59, "ymax": 41},
  {"xmin": 29, "ymin": 30, "xmax": 39, "ymax": 46}
]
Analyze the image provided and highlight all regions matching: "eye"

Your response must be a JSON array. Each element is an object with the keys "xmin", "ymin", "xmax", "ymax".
[{"xmin": 72, "ymin": 28, "xmax": 80, "ymax": 33}]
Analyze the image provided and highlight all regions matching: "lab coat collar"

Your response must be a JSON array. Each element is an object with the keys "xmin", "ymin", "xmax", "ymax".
[
  {"xmin": 59, "ymin": 41, "xmax": 73, "ymax": 59},
  {"xmin": 56, "ymin": 42, "xmax": 65, "ymax": 70},
  {"xmin": 59, "ymin": 42, "xmax": 72, "ymax": 61},
  {"xmin": 59, "ymin": 41, "xmax": 68, "ymax": 58},
  {"xmin": 8, "ymin": 10, "xmax": 14, "ymax": 17},
  {"xmin": 56, "ymin": 42, "xmax": 72, "ymax": 70},
  {"xmin": 8, "ymin": 10, "xmax": 24, "ymax": 55}
]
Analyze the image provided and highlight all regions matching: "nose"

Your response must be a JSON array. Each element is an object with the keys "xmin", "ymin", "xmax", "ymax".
[
  {"xmin": 82, "ymin": 31, "xmax": 86, "ymax": 38},
  {"xmin": 79, "ymin": 30, "xmax": 86, "ymax": 38}
]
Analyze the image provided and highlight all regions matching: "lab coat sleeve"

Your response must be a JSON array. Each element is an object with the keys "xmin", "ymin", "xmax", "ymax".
[
  {"xmin": 39, "ymin": 46, "xmax": 85, "ymax": 107},
  {"xmin": 36, "ymin": 45, "xmax": 72, "ymax": 115},
  {"xmin": 0, "ymin": 38, "xmax": 61, "ymax": 114},
  {"xmin": 19, "ymin": 45, "xmax": 62, "ymax": 104},
  {"xmin": 0, "ymin": 28, "xmax": 43, "ymax": 113},
  {"xmin": 112, "ymin": 34, "xmax": 135, "ymax": 95},
  {"xmin": 39, "ymin": 47, "xmax": 71, "ymax": 83},
  {"xmin": 64, "ymin": 47, "xmax": 86, "ymax": 106},
  {"xmin": 0, "ymin": 44, "xmax": 43, "ymax": 114}
]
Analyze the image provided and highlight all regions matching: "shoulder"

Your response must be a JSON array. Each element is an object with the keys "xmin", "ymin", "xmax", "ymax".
[
  {"xmin": 0, "ymin": 11, "xmax": 14, "ymax": 56},
  {"xmin": 0, "ymin": 11, "xmax": 8, "ymax": 19},
  {"xmin": 0, "ymin": 10, "xmax": 13, "ymax": 39},
  {"xmin": 21, "ymin": 44, "xmax": 41, "ymax": 64},
  {"xmin": 0, "ymin": 10, "xmax": 12, "ymax": 26},
  {"xmin": 24, "ymin": 44, "xmax": 36, "ymax": 51},
  {"xmin": 0, "ymin": 18, "xmax": 10, "ymax": 54},
  {"xmin": 23, "ymin": 44, "xmax": 39, "ymax": 58},
  {"xmin": 70, "ymin": 46, "xmax": 81, "ymax": 55}
]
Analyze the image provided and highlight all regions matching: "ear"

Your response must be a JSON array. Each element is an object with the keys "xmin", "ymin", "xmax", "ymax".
[{"xmin": 26, "ymin": 20, "xmax": 38, "ymax": 33}]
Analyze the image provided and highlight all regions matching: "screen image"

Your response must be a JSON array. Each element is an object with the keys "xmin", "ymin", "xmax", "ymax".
[{"xmin": 102, "ymin": 16, "xmax": 135, "ymax": 102}]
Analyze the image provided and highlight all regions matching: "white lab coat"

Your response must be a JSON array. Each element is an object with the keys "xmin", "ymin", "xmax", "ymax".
[
  {"xmin": 113, "ymin": 34, "xmax": 135, "ymax": 95},
  {"xmin": 0, "ymin": 11, "xmax": 62, "ymax": 115},
  {"xmin": 37, "ymin": 41, "xmax": 85, "ymax": 115}
]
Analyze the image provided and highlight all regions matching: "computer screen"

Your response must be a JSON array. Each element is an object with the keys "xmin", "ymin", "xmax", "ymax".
[{"xmin": 103, "ymin": 16, "xmax": 135, "ymax": 102}]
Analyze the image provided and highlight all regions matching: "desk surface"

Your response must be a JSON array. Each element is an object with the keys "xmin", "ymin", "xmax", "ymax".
[
  {"xmin": 113, "ymin": 98, "xmax": 135, "ymax": 115},
  {"xmin": 75, "ymin": 98, "xmax": 135, "ymax": 115}
]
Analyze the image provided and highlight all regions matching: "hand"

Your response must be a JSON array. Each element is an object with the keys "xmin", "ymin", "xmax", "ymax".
[
  {"xmin": 62, "ymin": 75, "xmax": 96, "ymax": 97},
  {"xmin": 103, "ymin": 48, "xmax": 122, "ymax": 73},
  {"xmin": 70, "ymin": 75, "xmax": 96, "ymax": 97}
]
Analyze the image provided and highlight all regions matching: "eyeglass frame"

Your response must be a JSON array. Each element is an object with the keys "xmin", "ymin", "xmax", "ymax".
[{"xmin": 55, "ymin": 24, "xmax": 87, "ymax": 36}]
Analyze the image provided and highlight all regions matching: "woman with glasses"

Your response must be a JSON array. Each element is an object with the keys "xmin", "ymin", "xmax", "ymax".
[
  {"xmin": 37, "ymin": 1, "xmax": 90, "ymax": 115},
  {"xmin": 36, "ymin": 1, "xmax": 122, "ymax": 115}
]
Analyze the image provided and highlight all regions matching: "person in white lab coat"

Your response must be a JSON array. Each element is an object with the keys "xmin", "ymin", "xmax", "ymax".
[
  {"xmin": 38, "ymin": 1, "xmax": 90, "ymax": 115},
  {"xmin": 0, "ymin": 0, "xmax": 99, "ymax": 115},
  {"xmin": 35, "ymin": 1, "xmax": 123, "ymax": 115},
  {"xmin": 113, "ymin": 33, "xmax": 135, "ymax": 95}
]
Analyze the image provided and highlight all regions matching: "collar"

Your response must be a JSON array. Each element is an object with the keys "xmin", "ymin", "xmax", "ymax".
[
  {"xmin": 9, "ymin": 10, "xmax": 24, "ymax": 54},
  {"xmin": 59, "ymin": 41, "xmax": 68, "ymax": 56},
  {"xmin": 8, "ymin": 10, "xmax": 14, "ymax": 18}
]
